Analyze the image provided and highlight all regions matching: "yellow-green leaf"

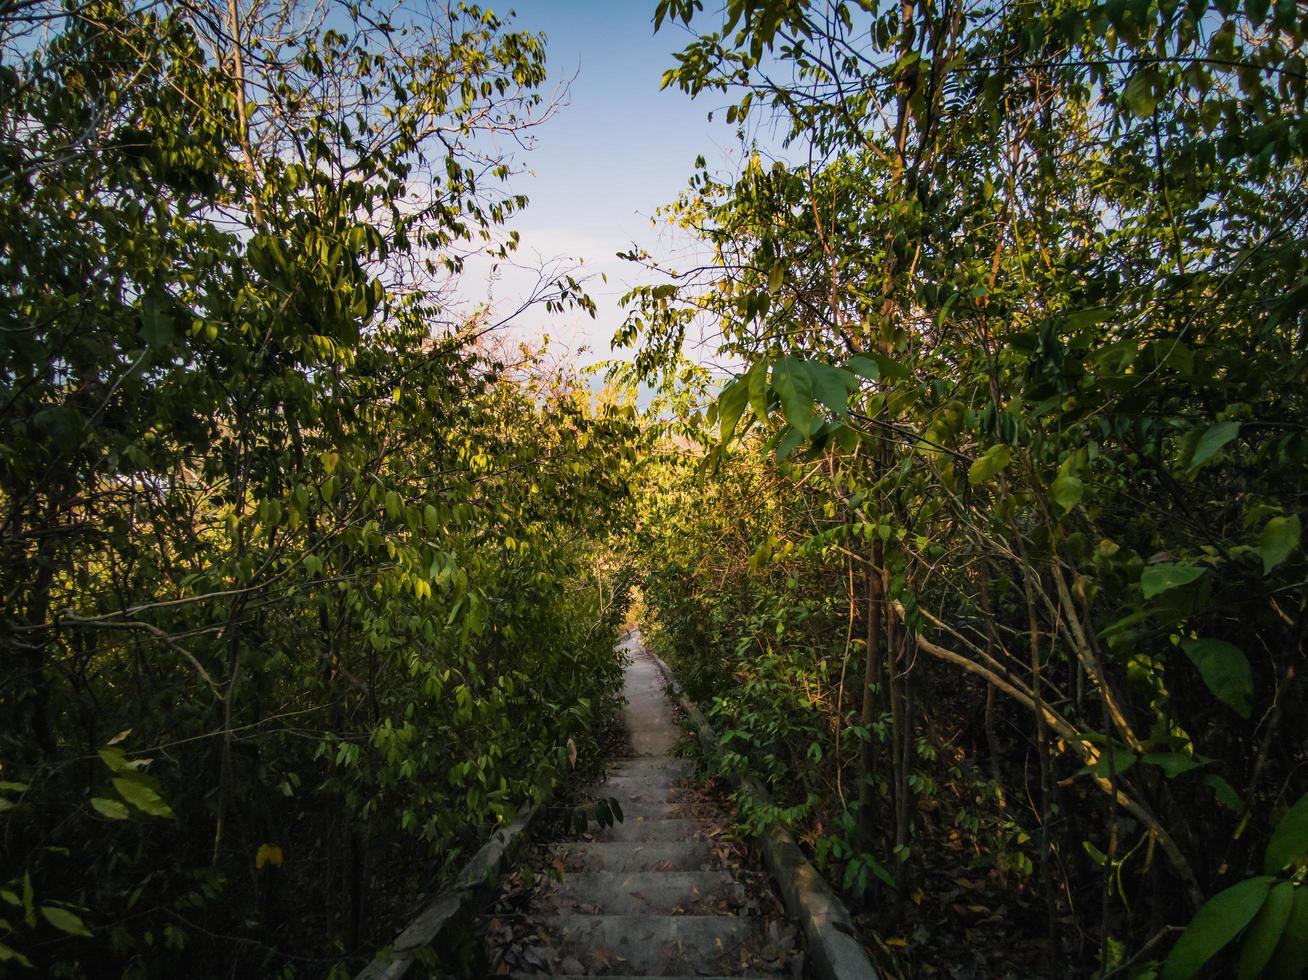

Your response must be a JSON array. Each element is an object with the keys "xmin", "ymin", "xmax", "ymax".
[
  {"xmin": 40, "ymin": 906, "xmax": 91, "ymax": 938},
  {"xmin": 90, "ymin": 797, "xmax": 129, "ymax": 820},
  {"xmin": 1051, "ymin": 474, "xmax": 1084, "ymax": 512},
  {"xmin": 1259, "ymin": 514, "xmax": 1300, "ymax": 575},
  {"xmin": 255, "ymin": 844, "xmax": 284, "ymax": 869},
  {"xmin": 968, "ymin": 444, "xmax": 1013, "ymax": 486},
  {"xmin": 112, "ymin": 776, "xmax": 173, "ymax": 819}
]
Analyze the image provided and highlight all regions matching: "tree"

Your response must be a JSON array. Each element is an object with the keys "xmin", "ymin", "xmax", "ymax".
[
  {"xmin": 0, "ymin": 1, "xmax": 636, "ymax": 973},
  {"xmin": 624, "ymin": 0, "xmax": 1307, "ymax": 972}
]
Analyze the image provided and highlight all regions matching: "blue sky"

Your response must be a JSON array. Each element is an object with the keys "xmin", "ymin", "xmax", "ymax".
[{"xmin": 460, "ymin": 0, "xmax": 750, "ymax": 369}]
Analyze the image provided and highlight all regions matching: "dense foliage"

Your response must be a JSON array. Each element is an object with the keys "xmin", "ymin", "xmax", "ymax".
[
  {"xmin": 0, "ymin": 1, "xmax": 638, "ymax": 975},
  {"xmin": 624, "ymin": 0, "xmax": 1308, "ymax": 976}
]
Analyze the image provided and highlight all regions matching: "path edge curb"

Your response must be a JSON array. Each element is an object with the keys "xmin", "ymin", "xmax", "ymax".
[
  {"xmin": 352, "ymin": 799, "xmax": 544, "ymax": 979},
  {"xmin": 645, "ymin": 646, "xmax": 884, "ymax": 980}
]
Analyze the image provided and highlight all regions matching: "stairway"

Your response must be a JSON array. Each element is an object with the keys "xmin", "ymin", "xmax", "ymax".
[{"xmin": 478, "ymin": 634, "xmax": 801, "ymax": 978}]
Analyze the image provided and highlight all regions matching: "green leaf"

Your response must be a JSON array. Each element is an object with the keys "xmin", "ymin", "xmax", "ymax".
[
  {"xmin": 1141, "ymin": 563, "xmax": 1205, "ymax": 599},
  {"xmin": 1207, "ymin": 774, "xmax": 1243, "ymax": 811},
  {"xmin": 746, "ymin": 358, "xmax": 770, "ymax": 419},
  {"xmin": 1189, "ymin": 420, "xmax": 1240, "ymax": 470},
  {"xmin": 1125, "ymin": 71, "xmax": 1157, "ymax": 118},
  {"xmin": 40, "ymin": 906, "xmax": 91, "ymax": 938},
  {"xmin": 1258, "ymin": 514, "xmax": 1300, "ymax": 575},
  {"xmin": 141, "ymin": 293, "xmax": 174, "ymax": 349},
  {"xmin": 1264, "ymin": 793, "xmax": 1308, "ymax": 874},
  {"xmin": 1091, "ymin": 747, "xmax": 1136, "ymax": 778},
  {"xmin": 968, "ymin": 444, "xmax": 1013, "ymax": 486},
  {"xmin": 1083, "ymin": 839, "xmax": 1109, "ymax": 865},
  {"xmin": 1051, "ymin": 474, "xmax": 1085, "ymax": 512},
  {"xmin": 1181, "ymin": 638, "xmax": 1253, "ymax": 719},
  {"xmin": 1244, "ymin": 0, "xmax": 1270, "ymax": 25},
  {"xmin": 845, "ymin": 352, "xmax": 907, "ymax": 381},
  {"xmin": 717, "ymin": 377, "xmax": 749, "ymax": 444},
  {"xmin": 1236, "ymin": 881, "xmax": 1294, "ymax": 980},
  {"xmin": 0, "ymin": 940, "xmax": 32, "ymax": 967},
  {"xmin": 1159, "ymin": 876, "xmax": 1273, "ymax": 980},
  {"xmin": 1265, "ymin": 885, "xmax": 1308, "ymax": 979},
  {"xmin": 845, "ymin": 354, "xmax": 881, "ymax": 380},
  {"xmin": 776, "ymin": 425, "xmax": 805, "ymax": 462},
  {"xmin": 806, "ymin": 362, "xmax": 855, "ymax": 417},
  {"xmin": 772, "ymin": 357, "xmax": 814, "ymax": 435},
  {"xmin": 873, "ymin": 352, "xmax": 908, "ymax": 380},
  {"xmin": 90, "ymin": 797, "xmax": 129, "ymax": 820},
  {"xmin": 98, "ymin": 747, "xmax": 130, "ymax": 772},
  {"xmin": 1063, "ymin": 307, "xmax": 1113, "ymax": 329},
  {"xmin": 1141, "ymin": 752, "xmax": 1205, "ymax": 779},
  {"xmin": 767, "ymin": 262, "xmax": 784, "ymax": 294},
  {"xmin": 112, "ymin": 775, "xmax": 174, "ymax": 819}
]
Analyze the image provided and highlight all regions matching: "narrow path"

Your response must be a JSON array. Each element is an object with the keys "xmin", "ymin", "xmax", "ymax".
[{"xmin": 478, "ymin": 631, "xmax": 802, "ymax": 978}]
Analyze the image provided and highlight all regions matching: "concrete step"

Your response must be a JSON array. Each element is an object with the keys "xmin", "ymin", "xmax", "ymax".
[
  {"xmin": 514, "ymin": 914, "xmax": 769, "ymax": 976},
  {"xmin": 586, "ymin": 798, "xmax": 694, "ymax": 822},
  {"xmin": 551, "ymin": 841, "xmax": 716, "ymax": 872},
  {"xmin": 548, "ymin": 870, "xmax": 753, "ymax": 915},
  {"xmin": 599, "ymin": 772, "xmax": 690, "ymax": 794},
  {"xmin": 591, "ymin": 817, "xmax": 706, "ymax": 843},
  {"xmin": 608, "ymin": 755, "xmax": 695, "ymax": 776},
  {"xmin": 591, "ymin": 778, "xmax": 695, "ymax": 807}
]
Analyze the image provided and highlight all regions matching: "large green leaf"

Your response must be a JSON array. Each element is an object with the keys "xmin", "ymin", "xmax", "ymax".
[
  {"xmin": 1141, "ymin": 752, "xmax": 1205, "ymax": 779},
  {"xmin": 746, "ymin": 358, "xmax": 770, "ymax": 419},
  {"xmin": 1264, "ymin": 793, "xmax": 1308, "ymax": 875},
  {"xmin": 1051, "ymin": 474, "xmax": 1085, "ymax": 512},
  {"xmin": 91, "ymin": 797, "xmax": 129, "ymax": 820},
  {"xmin": 1189, "ymin": 420, "xmax": 1240, "ymax": 470},
  {"xmin": 1159, "ymin": 876, "xmax": 1273, "ymax": 980},
  {"xmin": 1141, "ymin": 563, "xmax": 1205, "ymax": 599},
  {"xmin": 1236, "ymin": 881, "xmax": 1295, "ymax": 980},
  {"xmin": 968, "ymin": 444, "xmax": 1013, "ymax": 486},
  {"xmin": 40, "ymin": 906, "xmax": 91, "ymax": 938},
  {"xmin": 806, "ymin": 361, "xmax": 856, "ymax": 417},
  {"xmin": 845, "ymin": 352, "xmax": 908, "ymax": 381},
  {"xmin": 772, "ymin": 357, "xmax": 814, "ymax": 435},
  {"xmin": 1265, "ymin": 885, "xmax": 1308, "ymax": 980},
  {"xmin": 717, "ymin": 376, "xmax": 749, "ymax": 444},
  {"xmin": 1181, "ymin": 638, "xmax": 1253, "ymax": 718},
  {"xmin": 775, "ymin": 425, "xmax": 806, "ymax": 462},
  {"xmin": 112, "ymin": 775, "xmax": 174, "ymax": 819},
  {"xmin": 1259, "ymin": 514, "xmax": 1301, "ymax": 575}
]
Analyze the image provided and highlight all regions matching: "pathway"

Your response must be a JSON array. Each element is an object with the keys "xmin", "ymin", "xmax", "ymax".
[{"xmin": 478, "ymin": 631, "xmax": 802, "ymax": 978}]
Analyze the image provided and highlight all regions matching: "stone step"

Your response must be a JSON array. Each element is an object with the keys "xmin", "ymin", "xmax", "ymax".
[
  {"xmin": 513, "ymin": 914, "xmax": 770, "ymax": 976},
  {"xmin": 548, "ymin": 870, "xmax": 753, "ymax": 916},
  {"xmin": 599, "ymin": 769, "xmax": 685, "ymax": 790},
  {"xmin": 586, "ymin": 798, "xmax": 694, "ymax": 822},
  {"xmin": 590, "ymin": 778, "xmax": 695, "ymax": 807},
  {"xmin": 607, "ymin": 755, "xmax": 695, "ymax": 776},
  {"xmin": 512, "ymin": 975, "xmax": 772, "ymax": 979},
  {"xmin": 590, "ymin": 816, "xmax": 705, "ymax": 843},
  {"xmin": 551, "ymin": 841, "xmax": 717, "ymax": 872}
]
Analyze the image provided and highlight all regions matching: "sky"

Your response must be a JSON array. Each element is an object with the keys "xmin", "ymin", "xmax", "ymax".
[{"xmin": 455, "ymin": 0, "xmax": 752, "ymax": 373}]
